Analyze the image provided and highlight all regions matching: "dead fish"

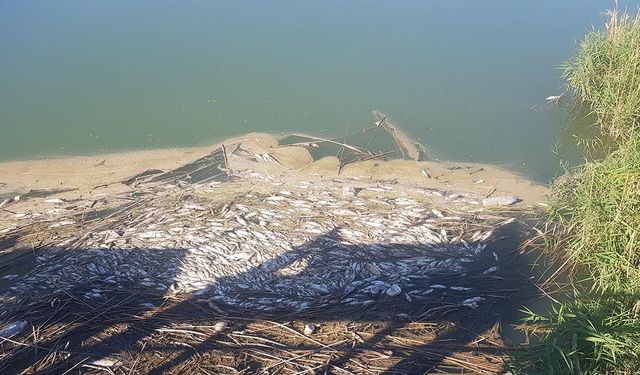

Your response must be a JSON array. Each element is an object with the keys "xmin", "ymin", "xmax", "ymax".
[
  {"xmin": 0, "ymin": 320, "xmax": 27, "ymax": 338},
  {"xmin": 139, "ymin": 231, "xmax": 165, "ymax": 239},
  {"xmin": 482, "ymin": 196, "xmax": 521, "ymax": 207},
  {"xmin": 303, "ymin": 323, "xmax": 317, "ymax": 335},
  {"xmin": 462, "ymin": 296, "xmax": 484, "ymax": 309},
  {"xmin": 545, "ymin": 94, "xmax": 562, "ymax": 102},
  {"xmin": 341, "ymin": 186, "xmax": 356, "ymax": 198},
  {"xmin": 450, "ymin": 286, "xmax": 472, "ymax": 291},
  {"xmin": 89, "ymin": 358, "xmax": 119, "ymax": 368},
  {"xmin": 430, "ymin": 284, "xmax": 447, "ymax": 289},
  {"xmin": 50, "ymin": 220, "xmax": 75, "ymax": 228},
  {"xmin": 44, "ymin": 198, "xmax": 64, "ymax": 204},
  {"xmin": 499, "ymin": 217, "xmax": 516, "ymax": 226},
  {"xmin": 386, "ymin": 284, "xmax": 402, "ymax": 297},
  {"xmin": 266, "ymin": 195, "xmax": 286, "ymax": 202},
  {"xmin": 483, "ymin": 266, "xmax": 499, "ymax": 274},
  {"xmin": 184, "ymin": 203, "xmax": 206, "ymax": 210},
  {"xmin": 431, "ymin": 209, "xmax": 444, "ymax": 218},
  {"xmin": 213, "ymin": 321, "xmax": 227, "ymax": 332}
]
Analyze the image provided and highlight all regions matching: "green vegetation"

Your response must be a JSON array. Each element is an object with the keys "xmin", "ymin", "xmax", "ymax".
[
  {"xmin": 563, "ymin": 9, "xmax": 640, "ymax": 141},
  {"xmin": 511, "ymin": 298, "xmax": 640, "ymax": 375},
  {"xmin": 509, "ymin": 8, "xmax": 640, "ymax": 375},
  {"xmin": 548, "ymin": 138, "xmax": 640, "ymax": 295}
]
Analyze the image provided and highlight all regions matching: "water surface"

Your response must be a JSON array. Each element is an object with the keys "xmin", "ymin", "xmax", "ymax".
[{"xmin": 0, "ymin": 0, "xmax": 631, "ymax": 181}]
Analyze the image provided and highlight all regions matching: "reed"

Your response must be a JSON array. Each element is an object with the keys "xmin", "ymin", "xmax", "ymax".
[
  {"xmin": 548, "ymin": 138, "xmax": 640, "ymax": 295},
  {"xmin": 510, "ymin": 141, "xmax": 640, "ymax": 374},
  {"xmin": 509, "ymin": 295, "xmax": 640, "ymax": 375},
  {"xmin": 563, "ymin": 9, "xmax": 640, "ymax": 141},
  {"xmin": 508, "ymin": 8, "xmax": 640, "ymax": 374}
]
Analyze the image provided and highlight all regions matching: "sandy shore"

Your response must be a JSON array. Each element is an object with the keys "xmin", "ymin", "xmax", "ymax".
[
  {"xmin": 0, "ymin": 143, "xmax": 230, "ymax": 195},
  {"xmin": 0, "ymin": 133, "xmax": 548, "ymax": 206}
]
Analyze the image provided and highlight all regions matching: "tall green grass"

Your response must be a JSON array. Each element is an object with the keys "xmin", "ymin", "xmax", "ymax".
[
  {"xmin": 563, "ymin": 9, "xmax": 640, "ymax": 141},
  {"xmin": 548, "ymin": 138, "xmax": 640, "ymax": 295},
  {"xmin": 509, "ymin": 8, "xmax": 640, "ymax": 374},
  {"xmin": 510, "ymin": 296, "xmax": 640, "ymax": 375},
  {"xmin": 510, "ymin": 140, "xmax": 640, "ymax": 375}
]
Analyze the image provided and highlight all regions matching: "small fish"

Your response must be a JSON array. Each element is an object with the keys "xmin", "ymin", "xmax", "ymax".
[
  {"xmin": 184, "ymin": 203, "xmax": 206, "ymax": 210},
  {"xmin": 44, "ymin": 198, "xmax": 64, "ymax": 204},
  {"xmin": 90, "ymin": 358, "xmax": 119, "ymax": 367},
  {"xmin": 0, "ymin": 320, "xmax": 27, "ymax": 338},
  {"xmin": 213, "ymin": 321, "xmax": 227, "ymax": 332},
  {"xmin": 431, "ymin": 209, "xmax": 444, "ymax": 218},
  {"xmin": 462, "ymin": 296, "xmax": 484, "ymax": 309},
  {"xmin": 462, "ymin": 296, "xmax": 484, "ymax": 304},
  {"xmin": 450, "ymin": 286, "xmax": 472, "ymax": 291},
  {"xmin": 483, "ymin": 266, "xmax": 499, "ymax": 274},
  {"xmin": 303, "ymin": 324, "xmax": 317, "ymax": 335},
  {"xmin": 139, "ymin": 231, "xmax": 165, "ymax": 239},
  {"xmin": 50, "ymin": 220, "xmax": 75, "ymax": 228},
  {"xmin": 385, "ymin": 284, "xmax": 402, "ymax": 297},
  {"xmin": 482, "ymin": 196, "xmax": 522, "ymax": 207},
  {"xmin": 429, "ymin": 284, "xmax": 447, "ymax": 289},
  {"xmin": 545, "ymin": 94, "xmax": 562, "ymax": 102},
  {"xmin": 235, "ymin": 215, "xmax": 248, "ymax": 226}
]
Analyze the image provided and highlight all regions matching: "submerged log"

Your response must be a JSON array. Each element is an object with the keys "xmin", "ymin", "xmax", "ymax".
[{"xmin": 373, "ymin": 110, "xmax": 424, "ymax": 161}]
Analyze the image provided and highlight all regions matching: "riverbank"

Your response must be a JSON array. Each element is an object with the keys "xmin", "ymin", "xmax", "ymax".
[
  {"xmin": 0, "ymin": 132, "xmax": 547, "ymax": 204},
  {"xmin": 0, "ymin": 131, "xmax": 549, "ymax": 373}
]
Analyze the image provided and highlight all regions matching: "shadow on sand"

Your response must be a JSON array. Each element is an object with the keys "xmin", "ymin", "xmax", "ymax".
[{"xmin": 0, "ymin": 220, "xmax": 543, "ymax": 374}]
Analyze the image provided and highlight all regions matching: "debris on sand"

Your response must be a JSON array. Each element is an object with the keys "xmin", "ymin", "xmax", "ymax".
[{"xmin": 0, "ymin": 122, "xmax": 546, "ymax": 374}]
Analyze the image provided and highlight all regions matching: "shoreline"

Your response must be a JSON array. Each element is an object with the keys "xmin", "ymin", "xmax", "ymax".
[
  {"xmin": 0, "ymin": 136, "xmax": 248, "ymax": 195},
  {"xmin": 0, "ymin": 132, "xmax": 548, "ymax": 205}
]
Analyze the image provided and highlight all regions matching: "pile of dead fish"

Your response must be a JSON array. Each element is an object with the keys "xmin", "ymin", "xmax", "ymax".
[{"xmin": 0, "ymin": 177, "xmax": 515, "ymax": 317}]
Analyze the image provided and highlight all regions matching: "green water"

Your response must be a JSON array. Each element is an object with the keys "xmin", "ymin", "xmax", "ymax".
[{"xmin": 0, "ymin": 1, "xmax": 630, "ymax": 181}]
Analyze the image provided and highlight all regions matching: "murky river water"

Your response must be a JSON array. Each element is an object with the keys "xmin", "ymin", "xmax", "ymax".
[{"xmin": 0, "ymin": 1, "xmax": 629, "ymax": 180}]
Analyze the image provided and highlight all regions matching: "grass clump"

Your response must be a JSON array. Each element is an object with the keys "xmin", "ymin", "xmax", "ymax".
[
  {"xmin": 548, "ymin": 138, "xmax": 640, "ymax": 295},
  {"xmin": 510, "ymin": 297, "xmax": 640, "ymax": 375},
  {"xmin": 563, "ymin": 9, "xmax": 640, "ymax": 141}
]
